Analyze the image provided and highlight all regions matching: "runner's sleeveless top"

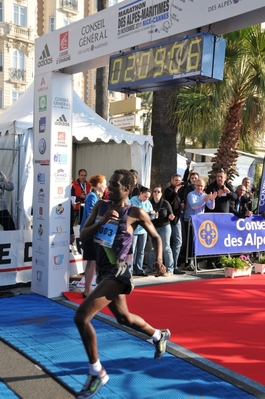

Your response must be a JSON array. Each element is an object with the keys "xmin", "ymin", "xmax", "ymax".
[{"xmin": 95, "ymin": 201, "xmax": 133, "ymax": 267}]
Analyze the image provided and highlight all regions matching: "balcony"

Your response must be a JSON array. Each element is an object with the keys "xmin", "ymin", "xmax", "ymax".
[
  {"xmin": 9, "ymin": 68, "xmax": 27, "ymax": 86},
  {"xmin": 6, "ymin": 23, "xmax": 34, "ymax": 45},
  {"xmin": 61, "ymin": 0, "xmax": 78, "ymax": 15}
]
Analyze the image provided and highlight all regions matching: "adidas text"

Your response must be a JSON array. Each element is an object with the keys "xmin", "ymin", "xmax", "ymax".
[{"xmin": 38, "ymin": 57, "xmax": 53, "ymax": 67}]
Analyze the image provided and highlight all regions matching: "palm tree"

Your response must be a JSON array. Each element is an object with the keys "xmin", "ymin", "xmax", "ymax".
[
  {"xmin": 209, "ymin": 25, "xmax": 265, "ymax": 182},
  {"xmin": 168, "ymin": 84, "xmax": 223, "ymax": 154},
  {"xmin": 167, "ymin": 25, "xmax": 265, "ymax": 183}
]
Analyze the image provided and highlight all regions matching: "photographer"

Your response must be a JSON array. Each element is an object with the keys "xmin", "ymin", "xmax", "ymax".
[
  {"xmin": 0, "ymin": 171, "xmax": 15, "ymax": 230},
  {"xmin": 163, "ymin": 174, "xmax": 186, "ymax": 274}
]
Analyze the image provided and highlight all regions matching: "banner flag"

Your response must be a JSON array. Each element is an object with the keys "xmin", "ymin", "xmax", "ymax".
[{"xmin": 192, "ymin": 213, "xmax": 265, "ymax": 256}]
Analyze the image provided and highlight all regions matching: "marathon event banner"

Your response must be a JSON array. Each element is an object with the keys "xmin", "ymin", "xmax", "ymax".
[{"xmin": 192, "ymin": 213, "xmax": 265, "ymax": 256}]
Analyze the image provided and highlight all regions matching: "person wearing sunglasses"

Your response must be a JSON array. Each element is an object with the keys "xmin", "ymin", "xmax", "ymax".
[
  {"xmin": 230, "ymin": 185, "xmax": 253, "ymax": 218},
  {"xmin": 149, "ymin": 185, "xmax": 175, "ymax": 276}
]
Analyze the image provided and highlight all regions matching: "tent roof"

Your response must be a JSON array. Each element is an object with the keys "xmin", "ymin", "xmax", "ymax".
[
  {"xmin": 185, "ymin": 148, "xmax": 264, "ymax": 164},
  {"xmin": 0, "ymin": 83, "xmax": 153, "ymax": 146}
]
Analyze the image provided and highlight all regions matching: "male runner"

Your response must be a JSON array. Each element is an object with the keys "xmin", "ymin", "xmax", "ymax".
[{"xmin": 75, "ymin": 169, "xmax": 171, "ymax": 398}]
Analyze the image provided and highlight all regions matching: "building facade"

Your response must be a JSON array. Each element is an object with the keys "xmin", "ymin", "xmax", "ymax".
[{"xmin": 0, "ymin": 0, "xmax": 123, "ymax": 114}]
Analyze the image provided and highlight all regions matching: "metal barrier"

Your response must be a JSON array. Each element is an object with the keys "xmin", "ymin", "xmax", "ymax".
[{"xmin": 185, "ymin": 218, "xmax": 225, "ymax": 274}]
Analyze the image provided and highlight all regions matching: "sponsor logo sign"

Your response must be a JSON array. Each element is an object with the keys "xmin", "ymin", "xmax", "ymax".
[
  {"xmin": 37, "ymin": 172, "xmax": 46, "ymax": 184},
  {"xmin": 38, "ymin": 138, "xmax": 47, "ymax": 154},
  {"xmin": 38, "ymin": 44, "xmax": 53, "ymax": 68},
  {"xmin": 192, "ymin": 213, "xmax": 265, "ymax": 255},
  {"xmin": 56, "ymin": 32, "xmax": 72, "ymax": 65},
  {"xmin": 39, "ymin": 95, "xmax": 47, "ymax": 112},
  {"xmin": 54, "ymin": 114, "xmax": 70, "ymax": 126}
]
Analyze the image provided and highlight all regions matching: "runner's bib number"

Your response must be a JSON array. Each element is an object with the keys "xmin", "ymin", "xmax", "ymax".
[{"xmin": 94, "ymin": 220, "xmax": 118, "ymax": 248}]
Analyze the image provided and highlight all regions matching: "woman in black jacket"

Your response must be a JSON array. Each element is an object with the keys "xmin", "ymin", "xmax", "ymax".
[{"xmin": 148, "ymin": 185, "xmax": 175, "ymax": 276}]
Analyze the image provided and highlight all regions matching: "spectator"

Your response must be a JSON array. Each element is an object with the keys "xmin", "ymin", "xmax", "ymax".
[
  {"xmin": 130, "ymin": 187, "xmax": 155, "ymax": 276},
  {"xmin": 0, "ymin": 171, "xmax": 15, "ymax": 230},
  {"xmin": 242, "ymin": 177, "xmax": 254, "ymax": 211},
  {"xmin": 80, "ymin": 174, "xmax": 107, "ymax": 297},
  {"xmin": 179, "ymin": 170, "xmax": 199, "ymax": 266},
  {"xmin": 149, "ymin": 185, "xmax": 175, "ymax": 276},
  {"xmin": 70, "ymin": 179, "xmax": 76, "ymax": 245},
  {"xmin": 163, "ymin": 174, "xmax": 186, "ymax": 275},
  {"xmin": 184, "ymin": 178, "xmax": 217, "ymax": 271},
  {"xmin": 230, "ymin": 185, "xmax": 253, "ymax": 218},
  {"xmin": 72, "ymin": 169, "xmax": 91, "ymax": 224},
  {"xmin": 129, "ymin": 169, "xmax": 142, "ymax": 199},
  {"xmin": 205, "ymin": 169, "xmax": 237, "ymax": 213},
  {"xmin": 205, "ymin": 168, "xmax": 237, "ymax": 268}
]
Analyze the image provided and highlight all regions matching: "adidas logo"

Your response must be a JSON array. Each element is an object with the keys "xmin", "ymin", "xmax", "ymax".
[
  {"xmin": 38, "ymin": 44, "xmax": 53, "ymax": 67},
  {"xmin": 54, "ymin": 114, "xmax": 70, "ymax": 126}
]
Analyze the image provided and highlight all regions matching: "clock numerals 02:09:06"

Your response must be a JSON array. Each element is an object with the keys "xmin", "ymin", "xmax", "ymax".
[{"xmin": 108, "ymin": 33, "xmax": 226, "ymax": 92}]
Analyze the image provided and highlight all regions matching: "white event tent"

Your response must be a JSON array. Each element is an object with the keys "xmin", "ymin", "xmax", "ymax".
[{"xmin": 0, "ymin": 83, "xmax": 153, "ymax": 230}]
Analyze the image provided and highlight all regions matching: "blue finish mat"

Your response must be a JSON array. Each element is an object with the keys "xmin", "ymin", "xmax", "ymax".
[
  {"xmin": 0, "ymin": 381, "xmax": 20, "ymax": 398},
  {"xmin": 0, "ymin": 293, "xmax": 256, "ymax": 399}
]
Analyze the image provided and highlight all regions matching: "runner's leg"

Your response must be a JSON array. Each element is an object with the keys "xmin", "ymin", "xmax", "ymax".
[
  {"xmin": 74, "ymin": 279, "xmax": 128, "ymax": 363},
  {"xmin": 108, "ymin": 294, "xmax": 155, "ymax": 336}
]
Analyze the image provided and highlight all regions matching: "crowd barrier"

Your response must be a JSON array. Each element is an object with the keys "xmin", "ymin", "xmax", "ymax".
[
  {"xmin": 186, "ymin": 213, "xmax": 265, "ymax": 273},
  {"xmin": 0, "ymin": 226, "xmax": 85, "ymax": 287}
]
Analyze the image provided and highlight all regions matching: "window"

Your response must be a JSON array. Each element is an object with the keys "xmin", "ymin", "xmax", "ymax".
[
  {"xmin": 13, "ymin": 49, "xmax": 24, "ymax": 70},
  {"xmin": 49, "ymin": 17, "xmax": 55, "ymax": 32},
  {"xmin": 63, "ymin": 19, "xmax": 72, "ymax": 26},
  {"xmin": 0, "ymin": 90, "xmax": 2, "ymax": 109},
  {"xmin": 10, "ymin": 50, "xmax": 25, "ymax": 80},
  {"xmin": 14, "ymin": 5, "xmax": 26, "ymax": 27},
  {"xmin": 12, "ymin": 91, "xmax": 23, "ymax": 104},
  {"xmin": 0, "ymin": 2, "xmax": 2, "ymax": 22},
  {"xmin": 109, "ymin": 0, "xmax": 118, "ymax": 6}
]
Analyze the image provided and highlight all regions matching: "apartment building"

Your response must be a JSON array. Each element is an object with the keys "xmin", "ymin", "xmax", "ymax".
[
  {"xmin": 0, "ymin": 0, "xmax": 37, "ymax": 110},
  {"xmin": 0, "ymin": 0, "xmax": 123, "ymax": 114}
]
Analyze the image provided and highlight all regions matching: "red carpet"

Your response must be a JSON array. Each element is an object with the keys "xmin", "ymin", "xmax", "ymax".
[{"xmin": 63, "ymin": 274, "xmax": 265, "ymax": 386}]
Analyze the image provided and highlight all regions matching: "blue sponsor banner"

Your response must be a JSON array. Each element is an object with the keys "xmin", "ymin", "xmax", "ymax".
[
  {"xmin": 258, "ymin": 157, "xmax": 265, "ymax": 213},
  {"xmin": 192, "ymin": 213, "xmax": 265, "ymax": 256}
]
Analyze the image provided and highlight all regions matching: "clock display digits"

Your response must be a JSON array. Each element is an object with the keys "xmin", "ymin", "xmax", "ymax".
[
  {"xmin": 109, "ymin": 57, "xmax": 122, "ymax": 84},
  {"xmin": 108, "ymin": 33, "xmax": 225, "ymax": 92},
  {"xmin": 187, "ymin": 38, "xmax": 202, "ymax": 71},
  {"xmin": 169, "ymin": 42, "xmax": 184, "ymax": 74},
  {"xmin": 153, "ymin": 47, "xmax": 167, "ymax": 78},
  {"xmin": 137, "ymin": 51, "xmax": 151, "ymax": 80},
  {"xmin": 124, "ymin": 54, "xmax": 136, "ymax": 82}
]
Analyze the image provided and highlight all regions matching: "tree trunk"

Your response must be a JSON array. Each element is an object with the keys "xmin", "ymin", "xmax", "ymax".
[
  {"xmin": 96, "ymin": 66, "xmax": 109, "ymax": 120},
  {"xmin": 96, "ymin": 0, "xmax": 109, "ymax": 120},
  {"xmin": 151, "ymin": 90, "xmax": 177, "ymax": 189},
  {"xmin": 208, "ymin": 101, "xmax": 243, "ymax": 183}
]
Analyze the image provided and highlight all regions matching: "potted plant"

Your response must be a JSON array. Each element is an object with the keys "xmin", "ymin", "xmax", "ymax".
[
  {"xmin": 219, "ymin": 254, "xmax": 253, "ymax": 278},
  {"xmin": 254, "ymin": 256, "xmax": 265, "ymax": 274}
]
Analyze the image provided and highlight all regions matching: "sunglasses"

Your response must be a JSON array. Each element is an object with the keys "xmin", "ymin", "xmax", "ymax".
[{"xmin": 153, "ymin": 190, "xmax": 161, "ymax": 193}]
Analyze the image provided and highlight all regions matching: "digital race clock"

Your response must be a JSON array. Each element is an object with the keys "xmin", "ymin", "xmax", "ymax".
[{"xmin": 108, "ymin": 33, "xmax": 226, "ymax": 93}]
